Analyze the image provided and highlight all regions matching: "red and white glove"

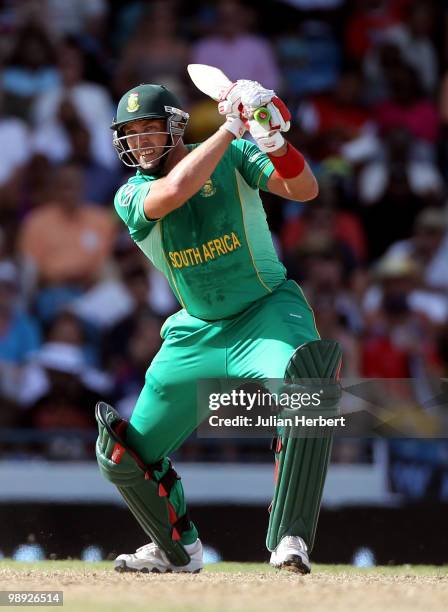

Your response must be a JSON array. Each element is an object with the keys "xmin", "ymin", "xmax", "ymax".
[
  {"xmin": 247, "ymin": 97, "xmax": 291, "ymax": 153},
  {"xmin": 219, "ymin": 114, "xmax": 247, "ymax": 139},
  {"xmin": 217, "ymin": 80, "xmax": 247, "ymax": 138},
  {"xmin": 218, "ymin": 79, "xmax": 273, "ymax": 139},
  {"xmin": 218, "ymin": 79, "xmax": 278, "ymax": 118},
  {"xmin": 239, "ymin": 82, "xmax": 276, "ymax": 117}
]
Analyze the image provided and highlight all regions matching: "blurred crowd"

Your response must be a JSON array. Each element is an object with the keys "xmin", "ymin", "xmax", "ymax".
[{"xmin": 0, "ymin": 0, "xmax": 448, "ymax": 463}]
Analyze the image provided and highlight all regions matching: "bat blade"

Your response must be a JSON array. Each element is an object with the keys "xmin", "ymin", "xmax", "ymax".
[{"xmin": 187, "ymin": 64, "xmax": 232, "ymax": 100}]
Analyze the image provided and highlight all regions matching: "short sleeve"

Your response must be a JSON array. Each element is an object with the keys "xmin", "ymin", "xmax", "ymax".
[
  {"xmin": 230, "ymin": 138, "xmax": 275, "ymax": 191},
  {"xmin": 114, "ymin": 179, "xmax": 156, "ymax": 235}
]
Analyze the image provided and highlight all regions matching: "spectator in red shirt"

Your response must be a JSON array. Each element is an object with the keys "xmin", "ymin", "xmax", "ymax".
[
  {"xmin": 345, "ymin": 0, "xmax": 410, "ymax": 60},
  {"xmin": 298, "ymin": 69, "xmax": 372, "ymax": 160},
  {"xmin": 362, "ymin": 255, "xmax": 442, "ymax": 377}
]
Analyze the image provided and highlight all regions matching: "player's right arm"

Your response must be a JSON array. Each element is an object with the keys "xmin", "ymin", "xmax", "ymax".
[
  {"xmin": 143, "ymin": 80, "xmax": 258, "ymax": 220},
  {"xmin": 143, "ymin": 125, "xmax": 235, "ymax": 220}
]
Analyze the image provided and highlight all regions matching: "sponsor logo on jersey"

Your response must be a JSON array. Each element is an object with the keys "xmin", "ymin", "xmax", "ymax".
[
  {"xmin": 126, "ymin": 92, "xmax": 140, "ymax": 112},
  {"xmin": 200, "ymin": 179, "xmax": 216, "ymax": 197},
  {"xmin": 168, "ymin": 232, "xmax": 242, "ymax": 269},
  {"xmin": 248, "ymin": 152, "xmax": 263, "ymax": 163}
]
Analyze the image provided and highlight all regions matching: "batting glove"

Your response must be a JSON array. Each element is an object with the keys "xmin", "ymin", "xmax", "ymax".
[
  {"xmin": 239, "ymin": 82, "xmax": 276, "ymax": 118},
  {"xmin": 217, "ymin": 80, "xmax": 252, "ymax": 115},
  {"xmin": 218, "ymin": 81, "xmax": 252, "ymax": 139},
  {"xmin": 220, "ymin": 115, "xmax": 247, "ymax": 139}
]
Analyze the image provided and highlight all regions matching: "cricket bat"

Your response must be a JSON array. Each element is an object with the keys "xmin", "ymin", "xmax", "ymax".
[{"xmin": 187, "ymin": 64, "xmax": 271, "ymax": 125}]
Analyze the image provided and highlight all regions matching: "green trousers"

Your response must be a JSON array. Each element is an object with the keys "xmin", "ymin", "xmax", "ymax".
[{"xmin": 126, "ymin": 280, "xmax": 319, "ymax": 544}]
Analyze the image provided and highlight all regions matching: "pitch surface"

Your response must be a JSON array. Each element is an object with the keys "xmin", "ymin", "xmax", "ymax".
[{"xmin": 1, "ymin": 562, "xmax": 447, "ymax": 612}]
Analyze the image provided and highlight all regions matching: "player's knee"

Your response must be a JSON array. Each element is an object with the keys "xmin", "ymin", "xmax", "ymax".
[
  {"xmin": 125, "ymin": 423, "xmax": 166, "ymax": 466},
  {"xmin": 283, "ymin": 340, "xmax": 342, "ymax": 405}
]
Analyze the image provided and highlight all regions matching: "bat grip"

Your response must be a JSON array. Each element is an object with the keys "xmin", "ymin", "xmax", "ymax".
[{"xmin": 253, "ymin": 107, "xmax": 271, "ymax": 125}]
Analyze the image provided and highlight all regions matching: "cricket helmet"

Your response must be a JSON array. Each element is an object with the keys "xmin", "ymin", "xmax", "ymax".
[{"xmin": 111, "ymin": 84, "xmax": 189, "ymax": 171}]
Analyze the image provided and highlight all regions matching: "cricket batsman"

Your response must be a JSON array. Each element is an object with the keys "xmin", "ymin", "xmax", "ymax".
[{"xmin": 95, "ymin": 77, "xmax": 342, "ymax": 574}]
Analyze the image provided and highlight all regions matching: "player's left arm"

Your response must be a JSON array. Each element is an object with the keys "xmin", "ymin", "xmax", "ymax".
[
  {"xmin": 242, "ymin": 93, "xmax": 318, "ymax": 202},
  {"xmin": 266, "ymin": 142, "xmax": 318, "ymax": 202}
]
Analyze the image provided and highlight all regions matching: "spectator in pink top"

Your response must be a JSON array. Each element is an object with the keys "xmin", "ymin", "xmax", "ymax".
[
  {"xmin": 375, "ymin": 62, "xmax": 439, "ymax": 144},
  {"xmin": 191, "ymin": 0, "xmax": 280, "ymax": 91}
]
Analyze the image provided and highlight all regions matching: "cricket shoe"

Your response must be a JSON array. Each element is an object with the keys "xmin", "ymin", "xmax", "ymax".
[
  {"xmin": 114, "ymin": 538, "xmax": 203, "ymax": 574},
  {"xmin": 269, "ymin": 536, "xmax": 311, "ymax": 574}
]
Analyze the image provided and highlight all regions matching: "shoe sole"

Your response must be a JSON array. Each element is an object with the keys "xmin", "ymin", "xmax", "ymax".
[
  {"xmin": 273, "ymin": 554, "xmax": 311, "ymax": 575},
  {"xmin": 114, "ymin": 560, "xmax": 202, "ymax": 574}
]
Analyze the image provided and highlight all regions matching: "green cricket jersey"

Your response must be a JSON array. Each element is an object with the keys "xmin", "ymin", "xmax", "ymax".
[{"xmin": 114, "ymin": 138, "xmax": 287, "ymax": 320}]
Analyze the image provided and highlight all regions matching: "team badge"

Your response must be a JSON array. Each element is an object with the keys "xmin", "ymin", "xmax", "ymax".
[
  {"xmin": 200, "ymin": 179, "xmax": 216, "ymax": 197},
  {"xmin": 126, "ymin": 92, "xmax": 140, "ymax": 112}
]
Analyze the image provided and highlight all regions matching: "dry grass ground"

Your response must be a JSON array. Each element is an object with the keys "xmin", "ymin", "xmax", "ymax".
[{"xmin": 0, "ymin": 561, "xmax": 447, "ymax": 612}]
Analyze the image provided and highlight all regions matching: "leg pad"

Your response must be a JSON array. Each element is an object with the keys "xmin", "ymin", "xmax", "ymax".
[
  {"xmin": 95, "ymin": 402, "xmax": 191, "ymax": 566},
  {"xmin": 266, "ymin": 340, "xmax": 342, "ymax": 552}
]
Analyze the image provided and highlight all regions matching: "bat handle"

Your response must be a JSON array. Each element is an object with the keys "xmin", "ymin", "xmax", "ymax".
[{"xmin": 253, "ymin": 107, "xmax": 271, "ymax": 125}]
